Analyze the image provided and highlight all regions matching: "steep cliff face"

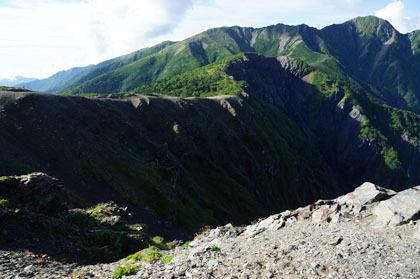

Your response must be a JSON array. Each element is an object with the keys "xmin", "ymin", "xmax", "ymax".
[
  {"xmin": 225, "ymin": 54, "xmax": 420, "ymax": 188},
  {"xmin": 0, "ymin": 82, "xmax": 339, "ymax": 237}
]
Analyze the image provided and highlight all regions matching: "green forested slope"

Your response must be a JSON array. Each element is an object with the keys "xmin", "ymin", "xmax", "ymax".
[{"xmin": 58, "ymin": 17, "xmax": 420, "ymax": 116}]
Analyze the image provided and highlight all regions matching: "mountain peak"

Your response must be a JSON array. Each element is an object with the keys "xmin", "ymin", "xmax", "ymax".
[
  {"xmin": 349, "ymin": 15, "xmax": 396, "ymax": 35},
  {"xmin": 351, "ymin": 15, "xmax": 388, "ymax": 25}
]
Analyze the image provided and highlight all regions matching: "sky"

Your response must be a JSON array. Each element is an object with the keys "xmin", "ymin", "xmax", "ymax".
[{"xmin": 1, "ymin": 0, "xmax": 420, "ymax": 80}]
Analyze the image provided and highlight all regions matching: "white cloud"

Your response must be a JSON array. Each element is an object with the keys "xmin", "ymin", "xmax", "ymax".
[
  {"xmin": 84, "ymin": 0, "xmax": 193, "ymax": 60},
  {"xmin": 155, "ymin": 0, "xmax": 365, "ymax": 45},
  {"xmin": 0, "ymin": 0, "xmax": 193, "ymax": 79},
  {"xmin": 0, "ymin": 1, "xmax": 88, "ymax": 78},
  {"xmin": 8, "ymin": 0, "xmax": 411, "ymax": 80},
  {"xmin": 375, "ymin": 1, "xmax": 420, "ymax": 33}
]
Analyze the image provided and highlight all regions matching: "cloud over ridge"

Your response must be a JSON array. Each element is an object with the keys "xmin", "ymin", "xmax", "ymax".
[
  {"xmin": 85, "ymin": 0, "xmax": 193, "ymax": 59},
  {"xmin": 375, "ymin": 1, "xmax": 420, "ymax": 33}
]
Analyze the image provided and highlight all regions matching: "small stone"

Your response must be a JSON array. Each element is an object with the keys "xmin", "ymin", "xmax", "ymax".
[
  {"xmin": 23, "ymin": 265, "xmax": 34, "ymax": 273},
  {"xmin": 311, "ymin": 262, "xmax": 320, "ymax": 269},
  {"xmin": 312, "ymin": 208, "xmax": 329, "ymax": 223},
  {"xmin": 329, "ymin": 236, "xmax": 343, "ymax": 246},
  {"xmin": 207, "ymin": 259, "xmax": 219, "ymax": 268}
]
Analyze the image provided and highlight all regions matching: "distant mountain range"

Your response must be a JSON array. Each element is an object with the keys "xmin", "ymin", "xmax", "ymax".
[
  {"xmin": 20, "ymin": 16, "xmax": 420, "ymax": 113},
  {"xmin": 0, "ymin": 76, "xmax": 37, "ymax": 87}
]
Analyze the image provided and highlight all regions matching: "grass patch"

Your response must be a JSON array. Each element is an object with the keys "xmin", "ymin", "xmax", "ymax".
[
  {"xmin": 112, "ymin": 265, "xmax": 140, "ymax": 278},
  {"xmin": 161, "ymin": 255, "xmax": 175, "ymax": 264},
  {"xmin": 125, "ymin": 246, "xmax": 165, "ymax": 263},
  {"xmin": 125, "ymin": 251, "xmax": 144, "ymax": 262},
  {"xmin": 181, "ymin": 241, "xmax": 191, "ymax": 248},
  {"xmin": 143, "ymin": 250, "xmax": 162, "ymax": 263}
]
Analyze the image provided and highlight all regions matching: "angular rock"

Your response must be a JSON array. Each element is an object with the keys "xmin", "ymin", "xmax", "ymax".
[
  {"xmin": 312, "ymin": 207, "xmax": 329, "ymax": 223},
  {"xmin": 371, "ymin": 186, "xmax": 420, "ymax": 228},
  {"xmin": 336, "ymin": 182, "xmax": 395, "ymax": 207}
]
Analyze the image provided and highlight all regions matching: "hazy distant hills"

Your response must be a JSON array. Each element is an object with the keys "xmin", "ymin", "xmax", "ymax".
[
  {"xmin": 19, "ymin": 41, "xmax": 175, "ymax": 93},
  {"xmin": 0, "ymin": 76, "xmax": 37, "ymax": 87}
]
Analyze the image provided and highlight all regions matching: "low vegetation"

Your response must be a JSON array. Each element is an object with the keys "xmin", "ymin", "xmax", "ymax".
[
  {"xmin": 211, "ymin": 245, "xmax": 221, "ymax": 251},
  {"xmin": 112, "ymin": 265, "xmax": 140, "ymax": 278},
  {"xmin": 133, "ymin": 54, "xmax": 245, "ymax": 97},
  {"xmin": 114, "ymin": 243, "xmax": 176, "ymax": 277},
  {"xmin": 0, "ymin": 86, "xmax": 17, "ymax": 91},
  {"xmin": 0, "ymin": 176, "xmax": 9, "ymax": 183},
  {"xmin": 0, "ymin": 199, "xmax": 9, "ymax": 207}
]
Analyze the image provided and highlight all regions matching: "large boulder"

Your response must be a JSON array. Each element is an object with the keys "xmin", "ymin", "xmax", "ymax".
[
  {"xmin": 336, "ymin": 182, "xmax": 396, "ymax": 206},
  {"xmin": 371, "ymin": 186, "xmax": 420, "ymax": 228},
  {"xmin": 0, "ymin": 172, "xmax": 67, "ymax": 215}
]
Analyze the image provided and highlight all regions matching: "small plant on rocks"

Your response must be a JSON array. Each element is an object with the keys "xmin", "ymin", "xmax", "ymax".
[
  {"xmin": 143, "ymin": 250, "xmax": 162, "ymax": 263},
  {"xmin": 161, "ymin": 255, "xmax": 175, "ymax": 264},
  {"xmin": 181, "ymin": 240, "xmax": 191, "ymax": 248},
  {"xmin": 211, "ymin": 245, "xmax": 221, "ymax": 251},
  {"xmin": 112, "ymin": 265, "xmax": 140, "ymax": 278}
]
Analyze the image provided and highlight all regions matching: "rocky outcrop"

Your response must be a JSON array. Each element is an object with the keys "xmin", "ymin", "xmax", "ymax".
[
  {"xmin": 0, "ymin": 172, "xmax": 67, "ymax": 216},
  {"xmin": 371, "ymin": 186, "xmax": 420, "ymax": 228},
  {"xmin": 0, "ymin": 173, "xmax": 150, "ymax": 264}
]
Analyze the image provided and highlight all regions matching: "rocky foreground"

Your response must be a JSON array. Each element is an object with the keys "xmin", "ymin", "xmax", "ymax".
[{"xmin": 2, "ymin": 182, "xmax": 420, "ymax": 278}]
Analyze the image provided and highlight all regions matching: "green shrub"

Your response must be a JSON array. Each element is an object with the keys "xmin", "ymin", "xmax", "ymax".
[
  {"xmin": 173, "ymin": 124, "xmax": 180, "ymax": 134},
  {"xmin": 161, "ymin": 255, "xmax": 175, "ymax": 264},
  {"xmin": 143, "ymin": 250, "xmax": 162, "ymax": 263},
  {"xmin": 149, "ymin": 236, "xmax": 177, "ymax": 250},
  {"xmin": 0, "ymin": 176, "xmax": 9, "ymax": 183},
  {"xmin": 152, "ymin": 236, "xmax": 164, "ymax": 245},
  {"xmin": 166, "ymin": 241, "xmax": 177, "ymax": 250},
  {"xmin": 0, "ymin": 199, "xmax": 9, "ymax": 207},
  {"xmin": 125, "ymin": 247, "xmax": 164, "ymax": 263},
  {"xmin": 125, "ymin": 251, "xmax": 143, "ymax": 262},
  {"xmin": 181, "ymin": 241, "xmax": 191, "ymax": 248},
  {"xmin": 112, "ymin": 265, "xmax": 140, "ymax": 278},
  {"xmin": 211, "ymin": 245, "xmax": 221, "ymax": 252}
]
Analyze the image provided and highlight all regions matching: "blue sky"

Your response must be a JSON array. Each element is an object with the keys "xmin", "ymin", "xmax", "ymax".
[{"xmin": 1, "ymin": 0, "xmax": 420, "ymax": 80}]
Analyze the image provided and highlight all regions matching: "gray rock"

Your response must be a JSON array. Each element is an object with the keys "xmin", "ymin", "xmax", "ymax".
[
  {"xmin": 371, "ymin": 186, "xmax": 420, "ymax": 228},
  {"xmin": 312, "ymin": 207, "xmax": 329, "ymax": 223},
  {"xmin": 336, "ymin": 182, "xmax": 395, "ymax": 207}
]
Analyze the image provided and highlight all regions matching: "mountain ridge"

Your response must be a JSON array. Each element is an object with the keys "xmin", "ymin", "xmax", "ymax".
[{"xmin": 19, "ymin": 16, "xmax": 420, "ymax": 115}]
